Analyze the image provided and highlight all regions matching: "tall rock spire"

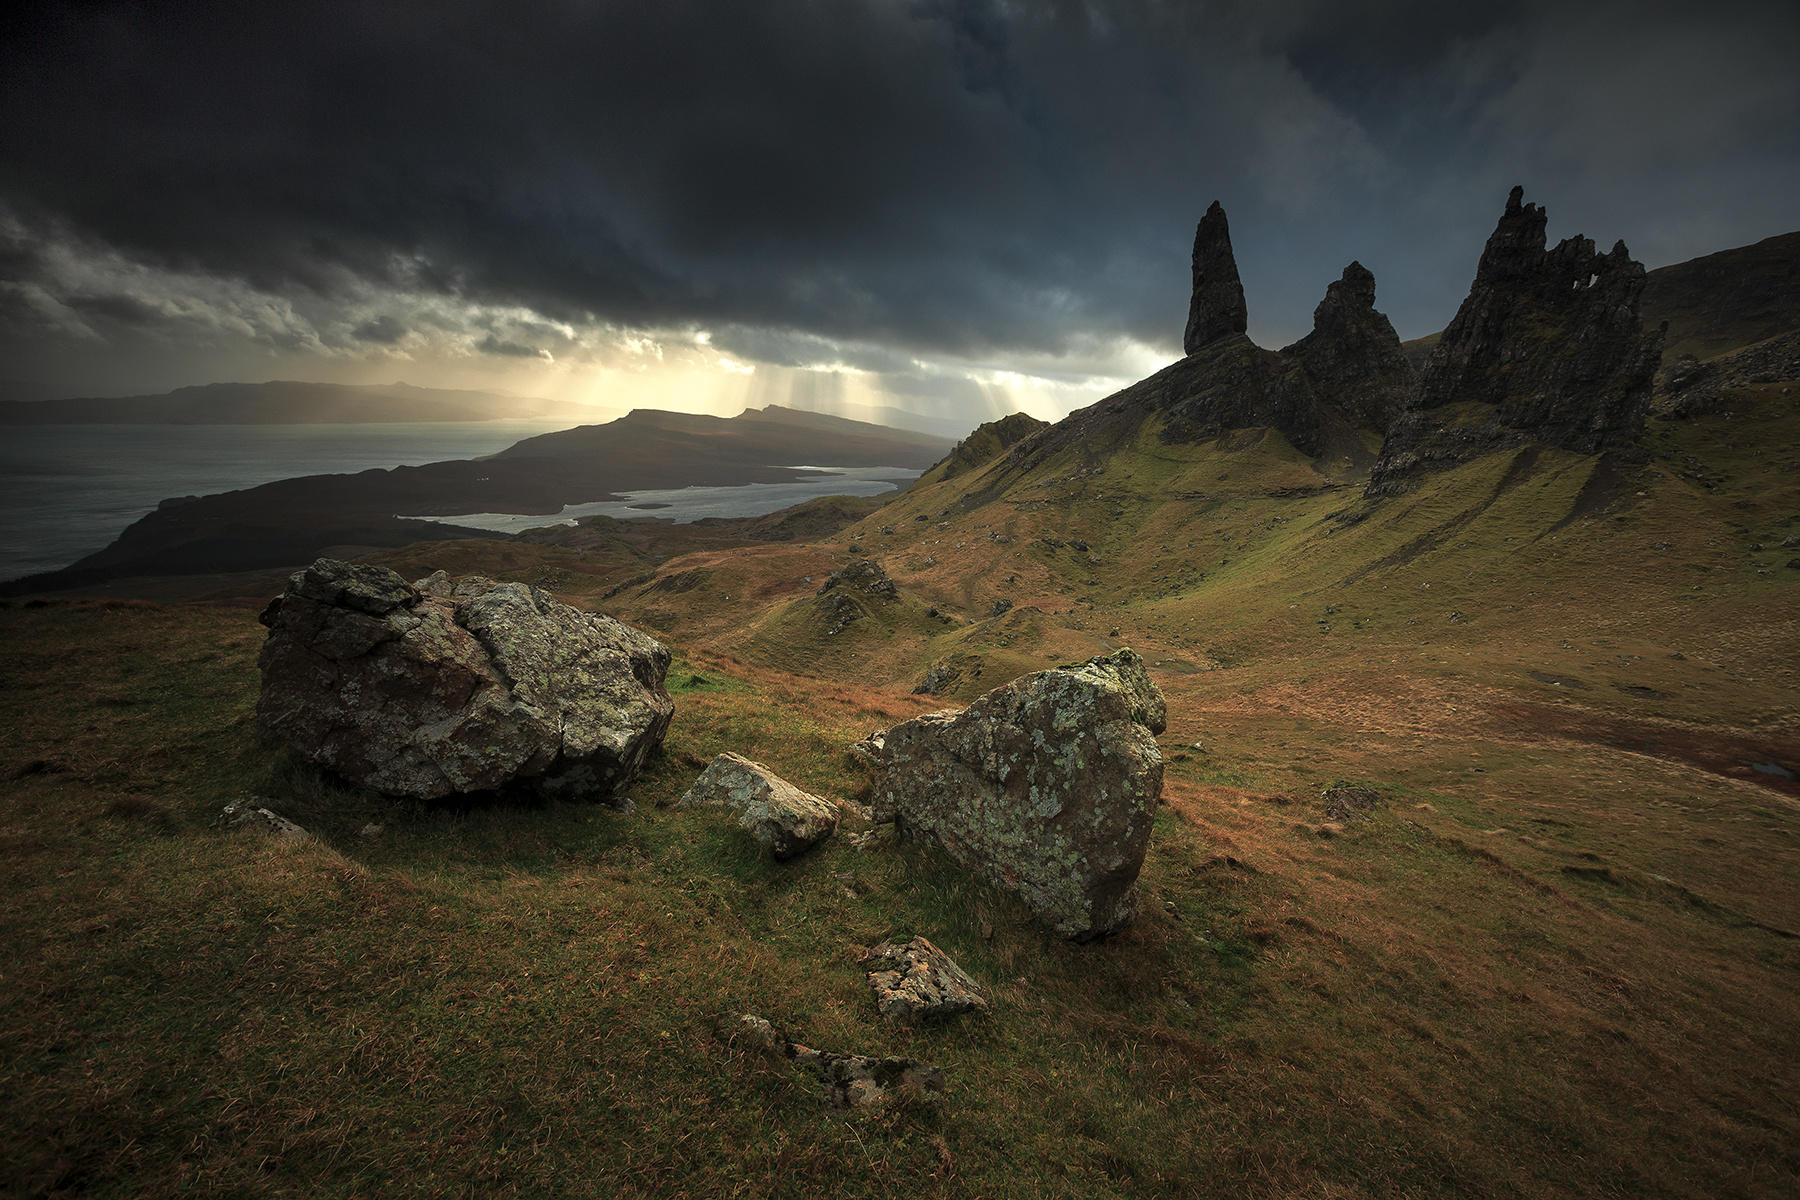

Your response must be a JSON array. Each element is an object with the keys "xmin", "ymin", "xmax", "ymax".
[{"xmin": 1183, "ymin": 201, "xmax": 1249, "ymax": 354}]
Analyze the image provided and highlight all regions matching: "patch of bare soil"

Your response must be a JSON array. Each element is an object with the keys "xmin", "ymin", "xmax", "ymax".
[{"xmin": 1485, "ymin": 700, "xmax": 1800, "ymax": 798}]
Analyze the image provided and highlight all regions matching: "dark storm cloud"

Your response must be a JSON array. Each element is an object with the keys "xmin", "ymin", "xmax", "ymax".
[
  {"xmin": 63, "ymin": 292, "xmax": 164, "ymax": 327},
  {"xmin": 2, "ymin": 0, "xmax": 1796, "ymax": 380},
  {"xmin": 475, "ymin": 334, "xmax": 548, "ymax": 360},
  {"xmin": 351, "ymin": 314, "xmax": 407, "ymax": 345}
]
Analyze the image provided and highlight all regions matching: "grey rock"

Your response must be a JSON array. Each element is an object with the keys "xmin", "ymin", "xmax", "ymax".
[
  {"xmin": 721, "ymin": 1013, "xmax": 946, "ymax": 1110},
  {"xmin": 867, "ymin": 649, "xmax": 1167, "ymax": 939},
  {"xmin": 680, "ymin": 752, "xmax": 839, "ymax": 859},
  {"xmin": 257, "ymin": 558, "xmax": 672, "ymax": 802},
  {"xmin": 212, "ymin": 797, "xmax": 307, "ymax": 839},
  {"xmin": 847, "ymin": 731, "xmax": 888, "ymax": 770},
  {"xmin": 865, "ymin": 936, "xmax": 989, "ymax": 1025},
  {"xmin": 913, "ymin": 661, "xmax": 960, "ymax": 696}
]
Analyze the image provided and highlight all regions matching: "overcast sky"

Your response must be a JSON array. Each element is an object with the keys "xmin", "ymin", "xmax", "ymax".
[{"xmin": 2, "ymin": 0, "xmax": 1796, "ymax": 423}]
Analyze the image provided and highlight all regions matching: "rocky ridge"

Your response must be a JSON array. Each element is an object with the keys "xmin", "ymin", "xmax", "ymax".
[
  {"xmin": 958, "ymin": 186, "xmax": 1673, "ymax": 504},
  {"xmin": 1367, "ymin": 186, "xmax": 1663, "ymax": 495}
]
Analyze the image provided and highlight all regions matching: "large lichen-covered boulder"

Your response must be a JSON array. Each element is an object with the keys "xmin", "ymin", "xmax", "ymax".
[
  {"xmin": 678, "ymin": 752, "xmax": 839, "ymax": 859},
  {"xmin": 256, "ymin": 558, "xmax": 672, "ymax": 802},
  {"xmin": 867, "ymin": 649, "xmax": 1166, "ymax": 939}
]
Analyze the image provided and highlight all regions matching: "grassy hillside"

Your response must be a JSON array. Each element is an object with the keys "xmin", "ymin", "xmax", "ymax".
[{"xmin": 5, "ymin": 351, "xmax": 1797, "ymax": 1197}]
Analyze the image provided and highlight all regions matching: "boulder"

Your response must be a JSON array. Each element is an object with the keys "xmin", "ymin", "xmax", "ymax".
[
  {"xmin": 867, "ymin": 649, "xmax": 1166, "ymax": 939},
  {"xmin": 257, "ymin": 558, "xmax": 672, "ymax": 802},
  {"xmin": 679, "ymin": 752, "xmax": 839, "ymax": 859},
  {"xmin": 865, "ymin": 936, "xmax": 988, "ymax": 1025}
]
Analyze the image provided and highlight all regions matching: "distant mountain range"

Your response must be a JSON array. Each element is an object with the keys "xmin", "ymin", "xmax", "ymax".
[{"xmin": 0, "ymin": 380, "xmax": 608, "ymax": 425}]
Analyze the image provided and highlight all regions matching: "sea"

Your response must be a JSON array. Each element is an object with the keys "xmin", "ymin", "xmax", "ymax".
[
  {"xmin": 0, "ymin": 423, "xmax": 919, "ymax": 582},
  {"xmin": 414, "ymin": 465, "xmax": 923, "ymax": 535}
]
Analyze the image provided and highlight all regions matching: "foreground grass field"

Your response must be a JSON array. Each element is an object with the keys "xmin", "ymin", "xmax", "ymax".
[
  {"xmin": 2, "ymin": 558, "xmax": 1795, "ymax": 1198},
  {"xmin": 3, "ymin": 365, "xmax": 1797, "ymax": 1197}
]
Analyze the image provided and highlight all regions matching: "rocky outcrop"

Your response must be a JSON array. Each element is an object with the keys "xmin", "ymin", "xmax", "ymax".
[
  {"xmin": 811, "ymin": 557, "xmax": 901, "ymax": 635},
  {"xmin": 817, "ymin": 558, "xmax": 897, "ymax": 600},
  {"xmin": 930, "ymin": 411, "xmax": 1051, "ymax": 482},
  {"xmin": 1288, "ymin": 262, "xmax": 1414, "ymax": 433},
  {"xmin": 866, "ymin": 649, "xmax": 1166, "ymax": 939},
  {"xmin": 1368, "ymin": 187, "xmax": 1663, "ymax": 495},
  {"xmin": 1184, "ymin": 201, "xmax": 1249, "ymax": 353},
  {"xmin": 1161, "ymin": 208, "xmax": 1414, "ymax": 459},
  {"xmin": 679, "ymin": 752, "xmax": 839, "ymax": 859},
  {"xmin": 257, "ymin": 558, "xmax": 672, "ymax": 802},
  {"xmin": 865, "ymin": 937, "xmax": 989, "ymax": 1025}
]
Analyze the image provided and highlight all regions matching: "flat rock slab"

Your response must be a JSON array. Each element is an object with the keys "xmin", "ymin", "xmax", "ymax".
[
  {"xmin": 680, "ymin": 752, "xmax": 838, "ymax": 859},
  {"xmin": 868, "ymin": 649, "xmax": 1166, "ymax": 939},
  {"xmin": 865, "ymin": 936, "xmax": 988, "ymax": 1025},
  {"xmin": 257, "ymin": 558, "xmax": 672, "ymax": 802}
]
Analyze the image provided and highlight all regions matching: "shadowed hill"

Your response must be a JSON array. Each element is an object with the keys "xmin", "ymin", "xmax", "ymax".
[
  {"xmin": 3, "ymin": 405, "xmax": 953, "ymax": 594},
  {"xmin": 1642, "ymin": 230, "xmax": 1800, "ymax": 361}
]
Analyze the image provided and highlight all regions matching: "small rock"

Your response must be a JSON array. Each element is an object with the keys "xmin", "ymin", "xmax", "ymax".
[
  {"xmin": 212, "ymin": 797, "xmax": 307, "ymax": 839},
  {"xmin": 1321, "ymin": 783, "xmax": 1385, "ymax": 822},
  {"xmin": 988, "ymin": 598, "xmax": 1014, "ymax": 618},
  {"xmin": 359, "ymin": 823, "xmax": 384, "ymax": 838},
  {"xmin": 865, "ymin": 937, "xmax": 989, "ymax": 1026},
  {"xmin": 847, "ymin": 827, "xmax": 896, "ymax": 852},
  {"xmin": 722, "ymin": 1014, "xmax": 943, "ymax": 1111},
  {"xmin": 679, "ymin": 752, "xmax": 839, "ymax": 859},
  {"xmin": 847, "ymin": 731, "xmax": 888, "ymax": 770}
]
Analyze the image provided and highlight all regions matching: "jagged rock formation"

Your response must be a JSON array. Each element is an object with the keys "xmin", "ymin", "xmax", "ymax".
[
  {"xmin": 1184, "ymin": 201, "xmax": 1250, "ymax": 353},
  {"xmin": 1157, "ymin": 248, "xmax": 1413, "ymax": 459},
  {"xmin": 866, "ymin": 649, "xmax": 1166, "ymax": 939},
  {"xmin": 679, "ymin": 752, "xmax": 839, "ymax": 859},
  {"xmin": 1288, "ymin": 262, "xmax": 1414, "ymax": 433},
  {"xmin": 257, "ymin": 559, "xmax": 672, "ymax": 802},
  {"xmin": 1368, "ymin": 187, "xmax": 1663, "ymax": 495}
]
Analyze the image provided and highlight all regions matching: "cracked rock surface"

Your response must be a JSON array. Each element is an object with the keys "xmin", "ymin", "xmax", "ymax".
[
  {"xmin": 679, "ymin": 752, "xmax": 839, "ymax": 859},
  {"xmin": 257, "ymin": 558, "xmax": 672, "ymax": 802},
  {"xmin": 865, "ymin": 936, "xmax": 988, "ymax": 1025}
]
